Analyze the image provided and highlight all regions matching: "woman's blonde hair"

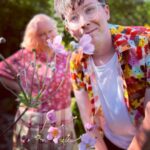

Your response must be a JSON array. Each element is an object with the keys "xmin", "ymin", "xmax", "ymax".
[{"xmin": 21, "ymin": 13, "xmax": 57, "ymax": 51}]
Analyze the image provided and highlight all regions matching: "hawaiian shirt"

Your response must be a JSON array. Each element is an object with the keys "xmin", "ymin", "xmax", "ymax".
[{"xmin": 70, "ymin": 24, "xmax": 150, "ymax": 127}]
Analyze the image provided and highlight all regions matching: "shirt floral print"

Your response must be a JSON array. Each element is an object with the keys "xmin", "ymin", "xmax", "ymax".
[
  {"xmin": 0, "ymin": 49, "xmax": 71, "ymax": 112},
  {"xmin": 70, "ymin": 24, "xmax": 150, "ymax": 127}
]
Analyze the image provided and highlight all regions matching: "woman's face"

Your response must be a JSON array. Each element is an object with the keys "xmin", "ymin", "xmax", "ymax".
[{"xmin": 37, "ymin": 21, "xmax": 57, "ymax": 47}]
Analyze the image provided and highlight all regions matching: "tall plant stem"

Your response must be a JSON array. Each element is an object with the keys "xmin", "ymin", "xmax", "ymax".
[{"xmin": 0, "ymin": 107, "xmax": 29, "ymax": 137}]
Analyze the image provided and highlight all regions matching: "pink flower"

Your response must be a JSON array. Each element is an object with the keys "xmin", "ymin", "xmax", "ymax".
[
  {"xmin": 47, "ymin": 126, "xmax": 61, "ymax": 144},
  {"xmin": 79, "ymin": 34, "xmax": 95, "ymax": 55},
  {"xmin": 47, "ymin": 35, "xmax": 67, "ymax": 54},
  {"xmin": 70, "ymin": 34, "xmax": 95, "ymax": 55},
  {"xmin": 46, "ymin": 110, "xmax": 57, "ymax": 124},
  {"xmin": 79, "ymin": 133, "xmax": 96, "ymax": 150},
  {"xmin": 85, "ymin": 123, "xmax": 95, "ymax": 131}
]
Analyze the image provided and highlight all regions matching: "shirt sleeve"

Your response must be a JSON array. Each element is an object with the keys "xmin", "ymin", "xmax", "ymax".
[
  {"xmin": 0, "ymin": 50, "xmax": 25, "ymax": 80},
  {"xmin": 70, "ymin": 52, "xmax": 86, "ymax": 91},
  {"xmin": 146, "ymin": 28, "xmax": 150, "ymax": 88},
  {"xmin": 146, "ymin": 53, "xmax": 150, "ymax": 88}
]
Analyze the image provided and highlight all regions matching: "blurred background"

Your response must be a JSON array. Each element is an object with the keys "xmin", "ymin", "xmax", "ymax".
[{"xmin": 0, "ymin": 0, "xmax": 150, "ymax": 149}]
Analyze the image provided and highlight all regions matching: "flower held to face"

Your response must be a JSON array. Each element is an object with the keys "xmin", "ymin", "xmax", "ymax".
[
  {"xmin": 79, "ymin": 34, "xmax": 95, "ymax": 55},
  {"xmin": 70, "ymin": 34, "xmax": 95, "ymax": 67}
]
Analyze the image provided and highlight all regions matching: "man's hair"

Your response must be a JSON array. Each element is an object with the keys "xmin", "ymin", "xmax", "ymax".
[{"xmin": 54, "ymin": 0, "xmax": 107, "ymax": 20}]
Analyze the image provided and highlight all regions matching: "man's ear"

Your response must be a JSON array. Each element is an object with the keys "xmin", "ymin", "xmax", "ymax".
[{"xmin": 104, "ymin": 5, "xmax": 110, "ymax": 21}]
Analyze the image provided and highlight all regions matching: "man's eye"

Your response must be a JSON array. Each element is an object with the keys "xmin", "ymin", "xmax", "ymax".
[
  {"xmin": 70, "ymin": 15, "xmax": 78, "ymax": 22},
  {"xmin": 85, "ymin": 6, "xmax": 95, "ymax": 14}
]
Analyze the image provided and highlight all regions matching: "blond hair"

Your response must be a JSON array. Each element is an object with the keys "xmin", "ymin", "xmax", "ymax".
[{"xmin": 21, "ymin": 14, "xmax": 57, "ymax": 52}]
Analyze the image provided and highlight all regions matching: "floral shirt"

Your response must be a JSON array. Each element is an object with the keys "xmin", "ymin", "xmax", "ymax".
[
  {"xmin": 0, "ymin": 49, "xmax": 71, "ymax": 112},
  {"xmin": 70, "ymin": 24, "xmax": 150, "ymax": 127}
]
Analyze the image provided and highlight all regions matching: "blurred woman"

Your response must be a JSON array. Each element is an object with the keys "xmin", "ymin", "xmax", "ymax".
[{"xmin": 0, "ymin": 13, "xmax": 76, "ymax": 150}]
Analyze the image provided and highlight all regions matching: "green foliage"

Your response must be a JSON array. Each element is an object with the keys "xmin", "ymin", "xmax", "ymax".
[
  {"xmin": 109, "ymin": 0, "xmax": 150, "ymax": 25},
  {"xmin": 0, "ymin": 0, "xmax": 54, "ymax": 57},
  {"xmin": 18, "ymin": 92, "xmax": 30, "ymax": 106},
  {"xmin": 71, "ymin": 98, "xmax": 85, "ymax": 139},
  {"xmin": 18, "ymin": 92, "xmax": 41, "ymax": 108}
]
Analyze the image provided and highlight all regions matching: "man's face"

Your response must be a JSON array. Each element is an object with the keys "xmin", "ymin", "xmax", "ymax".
[{"xmin": 65, "ymin": 0, "xmax": 110, "ymax": 47}]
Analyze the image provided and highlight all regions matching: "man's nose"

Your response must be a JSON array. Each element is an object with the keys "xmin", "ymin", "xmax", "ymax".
[{"xmin": 79, "ymin": 15, "xmax": 90, "ymax": 29}]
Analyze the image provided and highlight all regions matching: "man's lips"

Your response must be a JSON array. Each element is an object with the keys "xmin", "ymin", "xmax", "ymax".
[
  {"xmin": 78, "ymin": 28, "xmax": 98, "ymax": 40},
  {"xmin": 86, "ymin": 28, "xmax": 98, "ymax": 34}
]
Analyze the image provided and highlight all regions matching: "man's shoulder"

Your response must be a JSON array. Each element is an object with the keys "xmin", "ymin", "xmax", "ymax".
[
  {"xmin": 110, "ymin": 24, "xmax": 150, "ymax": 56},
  {"xmin": 109, "ymin": 23, "xmax": 150, "ymax": 36}
]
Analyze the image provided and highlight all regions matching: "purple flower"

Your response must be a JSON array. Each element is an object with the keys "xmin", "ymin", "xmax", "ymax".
[
  {"xmin": 46, "ymin": 110, "xmax": 57, "ymax": 124},
  {"xmin": 79, "ymin": 34, "xmax": 95, "ymax": 55},
  {"xmin": 47, "ymin": 126, "xmax": 61, "ymax": 144},
  {"xmin": 47, "ymin": 35, "xmax": 67, "ymax": 54},
  {"xmin": 79, "ymin": 133, "xmax": 96, "ymax": 150}
]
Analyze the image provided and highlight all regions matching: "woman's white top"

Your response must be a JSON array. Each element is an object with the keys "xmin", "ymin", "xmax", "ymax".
[{"xmin": 91, "ymin": 53, "xmax": 136, "ymax": 149}]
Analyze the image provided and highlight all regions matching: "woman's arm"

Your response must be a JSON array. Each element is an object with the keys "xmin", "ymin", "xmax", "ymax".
[{"xmin": 0, "ymin": 76, "xmax": 20, "ymax": 92}]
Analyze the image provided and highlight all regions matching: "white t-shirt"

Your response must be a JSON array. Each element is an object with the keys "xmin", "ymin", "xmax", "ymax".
[{"xmin": 91, "ymin": 53, "xmax": 136, "ymax": 149}]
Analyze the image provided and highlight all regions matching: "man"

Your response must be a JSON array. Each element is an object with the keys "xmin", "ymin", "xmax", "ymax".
[{"xmin": 54, "ymin": 0, "xmax": 150, "ymax": 149}]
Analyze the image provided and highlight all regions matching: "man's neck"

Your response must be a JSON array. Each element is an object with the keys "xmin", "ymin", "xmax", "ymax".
[
  {"xmin": 92, "ymin": 30, "xmax": 115, "ymax": 66},
  {"xmin": 92, "ymin": 47, "xmax": 115, "ymax": 66}
]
